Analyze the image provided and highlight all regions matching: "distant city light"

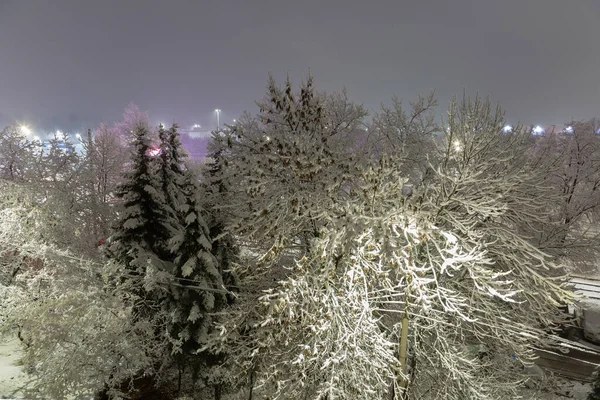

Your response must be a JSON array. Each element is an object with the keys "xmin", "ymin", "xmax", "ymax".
[
  {"xmin": 56, "ymin": 130, "xmax": 65, "ymax": 140},
  {"xmin": 192, "ymin": 124, "xmax": 201, "ymax": 129},
  {"xmin": 454, "ymin": 140, "xmax": 462, "ymax": 152},
  {"xmin": 532, "ymin": 125, "xmax": 544, "ymax": 135},
  {"xmin": 19, "ymin": 125, "xmax": 31, "ymax": 135},
  {"xmin": 502, "ymin": 125, "xmax": 512, "ymax": 133},
  {"xmin": 75, "ymin": 133, "xmax": 82, "ymax": 140},
  {"xmin": 148, "ymin": 147, "xmax": 161, "ymax": 157},
  {"xmin": 564, "ymin": 125, "xmax": 574, "ymax": 134}
]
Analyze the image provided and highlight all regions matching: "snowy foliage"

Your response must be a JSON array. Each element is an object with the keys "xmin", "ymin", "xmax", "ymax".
[
  {"xmin": 107, "ymin": 123, "xmax": 174, "ymax": 265},
  {"xmin": 0, "ymin": 125, "xmax": 40, "ymax": 181},
  {"xmin": 532, "ymin": 119, "xmax": 600, "ymax": 268},
  {"xmin": 205, "ymin": 80, "xmax": 575, "ymax": 399},
  {"xmin": 207, "ymin": 75, "xmax": 367, "ymax": 258},
  {"xmin": 0, "ymin": 80, "xmax": 589, "ymax": 400},
  {"xmin": 0, "ymin": 181, "xmax": 159, "ymax": 399},
  {"xmin": 103, "ymin": 121, "xmax": 232, "ymax": 397}
]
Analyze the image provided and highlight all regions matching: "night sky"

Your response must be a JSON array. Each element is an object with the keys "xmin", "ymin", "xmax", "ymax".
[{"xmin": 1, "ymin": 0, "xmax": 599, "ymax": 134}]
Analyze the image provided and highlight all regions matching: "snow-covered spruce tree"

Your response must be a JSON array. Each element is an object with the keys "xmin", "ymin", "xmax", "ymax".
[
  {"xmin": 202, "ymin": 131, "xmax": 240, "ymax": 299},
  {"xmin": 107, "ymin": 121, "xmax": 176, "ymax": 279},
  {"xmin": 206, "ymin": 89, "xmax": 574, "ymax": 399},
  {"xmin": 101, "ymin": 121, "xmax": 183, "ymax": 398},
  {"xmin": 168, "ymin": 169, "xmax": 230, "ymax": 396},
  {"xmin": 156, "ymin": 123, "xmax": 232, "ymax": 398}
]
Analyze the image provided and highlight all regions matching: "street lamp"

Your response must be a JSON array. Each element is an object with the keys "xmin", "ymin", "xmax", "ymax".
[{"xmin": 215, "ymin": 109, "xmax": 221, "ymax": 129}]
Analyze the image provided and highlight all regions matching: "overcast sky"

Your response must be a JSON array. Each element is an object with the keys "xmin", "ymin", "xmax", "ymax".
[{"xmin": 0, "ymin": 0, "xmax": 599, "ymax": 133}]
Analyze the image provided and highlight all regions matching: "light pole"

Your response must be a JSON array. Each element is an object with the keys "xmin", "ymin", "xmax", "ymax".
[{"xmin": 215, "ymin": 109, "xmax": 221, "ymax": 130}]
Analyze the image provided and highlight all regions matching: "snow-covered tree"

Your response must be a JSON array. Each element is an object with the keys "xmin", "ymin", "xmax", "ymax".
[
  {"xmin": 167, "ymin": 168, "xmax": 230, "ymax": 396},
  {"xmin": 102, "ymin": 121, "xmax": 234, "ymax": 398},
  {"xmin": 205, "ymin": 81, "xmax": 574, "ymax": 399},
  {"xmin": 207, "ymin": 74, "xmax": 367, "ymax": 258},
  {"xmin": 532, "ymin": 119, "xmax": 600, "ymax": 270},
  {"xmin": 369, "ymin": 92, "xmax": 439, "ymax": 182},
  {"xmin": 106, "ymin": 122, "xmax": 174, "ymax": 302},
  {"xmin": 155, "ymin": 123, "xmax": 232, "ymax": 396},
  {"xmin": 85, "ymin": 124, "xmax": 130, "ymax": 238},
  {"xmin": 0, "ymin": 180, "xmax": 160, "ymax": 400},
  {"xmin": 0, "ymin": 125, "xmax": 39, "ymax": 181}
]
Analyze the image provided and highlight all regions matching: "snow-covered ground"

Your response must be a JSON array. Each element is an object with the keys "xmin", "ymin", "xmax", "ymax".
[
  {"xmin": 0, "ymin": 335, "xmax": 25, "ymax": 399},
  {"xmin": 528, "ymin": 380, "xmax": 591, "ymax": 399}
]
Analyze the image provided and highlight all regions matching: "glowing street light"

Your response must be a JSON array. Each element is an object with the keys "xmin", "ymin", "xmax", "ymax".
[
  {"xmin": 215, "ymin": 109, "xmax": 221, "ymax": 129},
  {"xmin": 75, "ymin": 133, "xmax": 82, "ymax": 140},
  {"xmin": 502, "ymin": 125, "xmax": 512, "ymax": 133},
  {"xmin": 564, "ymin": 125, "xmax": 574, "ymax": 134},
  {"xmin": 532, "ymin": 125, "xmax": 544, "ymax": 135},
  {"xmin": 192, "ymin": 124, "xmax": 201, "ymax": 129},
  {"xmin": 19, "ymin": 125, "xmax": 31, "ymax": 135},
  {"xmin": 148, "ymin": 147, "xmax": 161, "ymax": 157}
]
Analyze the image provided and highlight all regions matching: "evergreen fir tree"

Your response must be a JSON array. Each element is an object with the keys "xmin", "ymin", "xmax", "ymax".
[
  {"xmin": 155, "ymin": 123, "xmax": 228, "ymax": 352},
  {"xmin": 168, "ymin": 169, "xmax": 227, "ymax": 352},
  {"xmin": 107, "ymin": 124, "xmax": 174, "ymax": 298}
]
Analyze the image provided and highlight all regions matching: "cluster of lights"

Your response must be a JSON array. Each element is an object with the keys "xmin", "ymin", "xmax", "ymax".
[
  {"xmin": 18, "ymin": 124, "xmax": 89, "ymax": 145},
  {"xmin": 503, "ymin": 124, "xmax": 581, "ymax": 136}
]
